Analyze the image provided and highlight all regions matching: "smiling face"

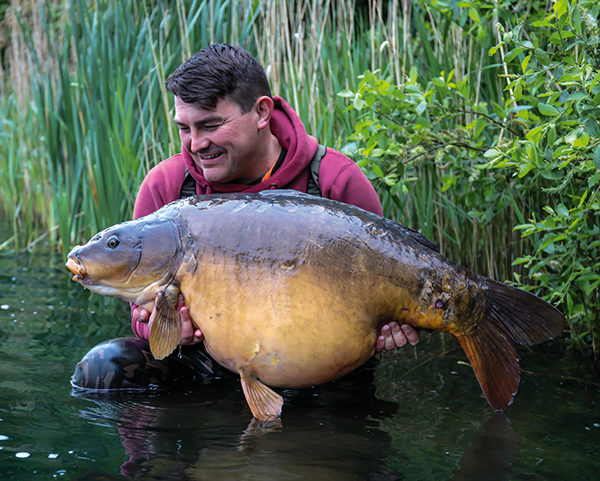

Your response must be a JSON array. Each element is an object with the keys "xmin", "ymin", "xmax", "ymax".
[{"xmin": 174, "ymin": 96, "xmax": 277, "ymax": 184}]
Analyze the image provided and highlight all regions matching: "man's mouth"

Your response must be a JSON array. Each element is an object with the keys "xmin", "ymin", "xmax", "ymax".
[{"xmin": 200, "ymin": 152, "xmax": 223, "ymax": 160}]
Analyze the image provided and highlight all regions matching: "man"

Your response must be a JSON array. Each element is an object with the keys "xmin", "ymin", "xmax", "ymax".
[{"xmin": 72, "ymin": 44, "xmax": 419, "ymax": 391}]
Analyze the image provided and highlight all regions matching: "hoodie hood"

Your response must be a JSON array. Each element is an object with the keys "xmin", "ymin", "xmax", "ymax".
[{"xmin": 182, "ymin": 96, "xmax": 318, "ymax": 194}]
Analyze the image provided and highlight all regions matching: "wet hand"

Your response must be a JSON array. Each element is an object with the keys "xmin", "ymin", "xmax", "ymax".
[
  {"xmin": 133, "ymin": 296, "xmax": 203, "ymax": 346},
  {"xmin": 375, "ymin": 322, "xmax": 419, "ymax": 353},
  {"xmin": 132, "ymin": 305, "xmax": 150, "ymax": 323},
  {"xmin": 178, "ymin": 296, "xmax": 204, "ymax": 346}
]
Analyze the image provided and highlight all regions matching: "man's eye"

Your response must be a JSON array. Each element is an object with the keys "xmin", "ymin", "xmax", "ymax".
[{"xmin": 204, "ymin": 125, "xmax": 219, "ymax": 131}]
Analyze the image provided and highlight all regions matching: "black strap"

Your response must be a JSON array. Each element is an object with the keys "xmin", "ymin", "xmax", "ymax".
[
  {"xmin": 180, "ymin": 168, "xmax": 197, "ymax": 199},
  {"xmin": 306, "ymin": 144, "xmax": 326, "ymax": 197},
  {"xmin": 179, "ymin": 143, "xmax": 327, "ymax": 199}
]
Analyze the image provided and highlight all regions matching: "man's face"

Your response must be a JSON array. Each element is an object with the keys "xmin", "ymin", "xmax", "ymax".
[{"xmin": 173, "ymin": 96, "xmax": 268, "ymax": 184}]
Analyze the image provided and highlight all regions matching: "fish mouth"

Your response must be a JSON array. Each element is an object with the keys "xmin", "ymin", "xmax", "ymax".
[{"xmin": 66, "ymin": 256, "xmax": 87, "ymax": 283}]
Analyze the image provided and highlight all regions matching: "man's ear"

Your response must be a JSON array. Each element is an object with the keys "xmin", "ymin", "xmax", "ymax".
[{"xmin": 254, "ymin": 96, "xmax": 275, "ymax": 130}]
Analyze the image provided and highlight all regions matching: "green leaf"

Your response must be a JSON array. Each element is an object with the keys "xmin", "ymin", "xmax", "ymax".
[
  {"xmin": 543, "ymin": 216, "xmax": 556, "ymax": 229},
  {"xmin": 526, "ymin": 125, "xmax": 544, "ymax": 143},
  {"xmin": 553, "ymin": 0, "xmax": 567, "ymax": 19},
  {"xmin": 514, "ymin": 82, "xmax": 523, "ymax": 101},
  {"xmin": 557, "ymin": 204, "xmax": 569, "ymax": 217},
  {"xmin": 584, "ymin": 118, "xmax": 600, "ymax": 137},
  {"xmin": 396, "ymin": 162, "xmax": 405, "ymax": 177},
  {"xmin": 409, "ymin": 66, "xmax": 418, "ymax": 84},
  {"xmin": 353, "ymin": 96, "xmax": 365, "ymax": 110},
  {"xmin": 553, "ymin": 144, "xmax": 572, "ymax": 157},
  {"xmin": 468, "ymin": 7, "xmax": 480, "ymax": 23},
  {"xmin": 539, "ymin": 234, "xmax": 554, "ymax": 251},
  {"xmin": 589, "ymin": 171, "xmax": 600, "ymax": 186},
  {"xmin": 512, "ymin": 256, "xmax": 532, "ymax": 266},
  {"xmin": 538, "ymin": 103, "xmax": 560, "ymax": 116},
  {"xmin": 594, "ymin": 146, "xmax": 600, "ymax": 170},
  {"xmin": 522, "ymin": 54, "xmax": 531, "ymax": 73},
  {"xmin": 390, "ymin": 182, "xmax": 402, "ymax": 196},
  {"xmin": 572, "ymin": 7, "xmax": 582, "ymax": 35},
  {"xmin": 377, "ymin": 81, "xmax": 391, "ymax": 96},
  {"xmin": 505, "ymin": 46, "xmax": 528, "ymax": 62},
  {"xmin": 518, "ymin": 162, "xmax": 535, "ymax": 178},
  {"xmin": 489, "ymin": 42, "xmax": 505, "ymax": 56},
  {"xmin": 548, "ymin": 125, "xmax": 556, "ymax": 146},
  {"xmin": 541, "ymin": 169, "xmax": 563, "ymax": 180},
  {"xmin": 337, "ymin": 89, "xmax": 355, "ymax": 98},
  {"xmin": 525, "ymin": 141, "xmax": 538, "ymax": 165},
  {"xmin": 550, "ymin": 31, "xmax": 575, "ymax": 43},
  {"xmin": 364, "ymin": 92, "xmax": 376, "ymax": 108},
  {"xmin": 484, "ymin": 148, "xmax": 501, "ymax": 158},
  {"xmin": 371, "ymin": 164, "xmax": 384, "ymax": 177},
  {"xmin": 415, "ymin": 101, "xmax": 427, "ymax": 115},
  {"xmin": 573, "ymin": 132, "xmax": 590, "ymax": 148}
]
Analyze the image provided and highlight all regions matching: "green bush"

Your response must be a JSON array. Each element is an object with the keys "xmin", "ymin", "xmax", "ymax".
[
  {"xmin": 340, "ymin": 0, "xmax": 600, "ymax": 357},
  {"xmin": 489, "ymin": 0, "xmax": 600, "ymax": 357}
]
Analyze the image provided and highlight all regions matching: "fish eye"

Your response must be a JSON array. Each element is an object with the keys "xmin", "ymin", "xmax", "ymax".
[{"xmin": 106, "ymin": 235, "xmax": 120, "ymax": 249}]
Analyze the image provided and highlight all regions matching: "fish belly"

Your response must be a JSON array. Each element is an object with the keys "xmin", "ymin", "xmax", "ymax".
[{"xmin": 178, "ymin": 261, "xmax": 392, "ymax": 388}]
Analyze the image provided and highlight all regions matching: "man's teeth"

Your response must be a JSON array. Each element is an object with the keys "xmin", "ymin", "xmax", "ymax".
[{"xmin": 202, "ymin": 153, "xmax": 221, "ymax": 159}]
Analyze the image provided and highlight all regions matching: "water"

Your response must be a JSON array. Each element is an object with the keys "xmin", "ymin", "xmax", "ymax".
[{"xmin": 0, "ymin": 246, "xmax": 599, "ymax": 480}]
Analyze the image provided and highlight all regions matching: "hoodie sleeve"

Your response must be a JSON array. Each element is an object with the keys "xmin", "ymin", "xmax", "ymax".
[
  {"xmin": 130, "ymin": 154, "xmax": 188, "ymax": 340},
  {"xmin": 318, "ymin": 150, "xmax": 383, "ymax": 216}
]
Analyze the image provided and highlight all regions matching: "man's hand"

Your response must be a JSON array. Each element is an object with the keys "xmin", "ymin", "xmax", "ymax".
[
  {"xmin": 375, "ymin": 322, "xmax": 419, "ymax": 353},
  {"xmin": 178, "ymin": 299, "xmax": 204, "ymax": 345},
  {"xmin": 133, "ymin": 295, "xmax": 204, "ymax": 346}
]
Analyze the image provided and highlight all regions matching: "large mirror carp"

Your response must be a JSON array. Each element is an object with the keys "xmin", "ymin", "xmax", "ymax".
[{"xmin": 66, "ymin": 191, "xmax": 565, "ymax": 420}]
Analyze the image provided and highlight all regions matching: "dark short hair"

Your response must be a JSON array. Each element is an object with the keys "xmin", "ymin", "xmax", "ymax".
[{"xmin": 165, "ymin": 44, "xmax": 272, "ymax": 113}]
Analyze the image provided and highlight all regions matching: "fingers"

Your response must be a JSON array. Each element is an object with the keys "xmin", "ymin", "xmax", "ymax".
[
  {"xmin": 132, "ymin": 306, "xmax": 151, "ymax": 323},
  {"xmin": 402, "ymin": 323, "xmax": 420, "ymax": 346},
  {"xmin": 375, "ymin": 322, "xmax": 420, "ymax": 353},
  {"xmin": 178, "ymin": 296, "xmax": 204, "ymax": 346}
]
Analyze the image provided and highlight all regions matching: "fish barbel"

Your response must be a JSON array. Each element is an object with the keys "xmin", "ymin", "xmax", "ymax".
[{"xmin": 66, "ymin": 191, "xmax": 565, "ymax": 420}]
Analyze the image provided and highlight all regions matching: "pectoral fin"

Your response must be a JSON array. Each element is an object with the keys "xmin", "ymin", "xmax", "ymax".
[
  {"xmin": 149, "ymin": 284, "xmax": 181, "ymax": 360},
  {"xmin": 239, "ymin": 370, "xmax": 283, "ymax": 421}
]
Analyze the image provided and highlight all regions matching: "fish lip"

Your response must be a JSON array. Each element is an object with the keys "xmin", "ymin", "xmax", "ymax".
[{"xmin": 65, "ymin": 256, "xmax": 87, "ymax": 283}]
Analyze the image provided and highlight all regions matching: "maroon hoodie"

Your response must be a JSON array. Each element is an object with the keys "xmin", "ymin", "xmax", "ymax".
[{"xmin": 131, "ymin": 96, "xmax": 382, "ymax": 339}]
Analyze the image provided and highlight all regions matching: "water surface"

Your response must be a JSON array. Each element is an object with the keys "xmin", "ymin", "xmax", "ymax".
[{"xmin": 0, "ymin": 245, "xmax": 598, "ymax": 480}]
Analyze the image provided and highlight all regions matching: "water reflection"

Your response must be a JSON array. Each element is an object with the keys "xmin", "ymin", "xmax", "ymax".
[
  {"xmin": 1, "ymin": 248, "xmax": 599, "ymax": 480},
  {"xmin": 452, "ymin": 414, "xmax": 519, "ymax": 481},
  {"xmin": 70, "ymin": 360, "xmax": 527, "ymax": 481},
  {"xmin": 72, "ymin": 360, "xmax": 403, "ymax": 480}
]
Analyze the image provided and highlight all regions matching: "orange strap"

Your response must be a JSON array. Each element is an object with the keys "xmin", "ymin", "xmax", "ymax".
[{"xmin": 261, "ymin": 163, "xmax": 276, "ymax": 182}]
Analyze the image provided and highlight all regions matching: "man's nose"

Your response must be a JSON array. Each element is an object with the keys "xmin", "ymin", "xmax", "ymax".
[{"xmin": 190, "ymin": 132, "xmax": 210, "ymax": 153}]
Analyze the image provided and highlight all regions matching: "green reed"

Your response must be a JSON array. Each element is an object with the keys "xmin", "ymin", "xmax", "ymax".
[
  {"xmin": 0, "ymin": 0, "xmax": 560, "ymax": 276},
  {"xmin": 1, "ymin": 0, "xmax": 366, "ymax": 252}
]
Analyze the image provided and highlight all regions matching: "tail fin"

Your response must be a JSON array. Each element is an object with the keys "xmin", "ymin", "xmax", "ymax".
[{"xmin": 456, "ymin": 279, "xmax": 566, "ymax": 411}]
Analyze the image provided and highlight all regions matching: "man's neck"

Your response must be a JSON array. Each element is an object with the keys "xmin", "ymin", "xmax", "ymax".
[{"xmin": 241, "ymin": 131, "xmax": 282, "ymax": 184}]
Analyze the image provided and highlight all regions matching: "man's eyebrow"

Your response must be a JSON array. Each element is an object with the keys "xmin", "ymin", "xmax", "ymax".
[{"xmin": 173, "ymin": 116, "xmax": 224, "ymax": 126}]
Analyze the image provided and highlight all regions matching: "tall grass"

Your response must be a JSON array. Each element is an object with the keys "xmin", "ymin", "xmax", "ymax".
[
  {"xmin": 0, "ymin": 0, "xmax": 561, "ymax": 281},
  {"xmin": 1, "ymin": 0, "xmax": 381, "ymax": 254}
]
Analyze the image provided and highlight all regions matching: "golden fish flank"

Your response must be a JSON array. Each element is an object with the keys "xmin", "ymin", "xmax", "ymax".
[{"xmin": 66, "ymin": 191, "xmax": 566, "ymax": 421}]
